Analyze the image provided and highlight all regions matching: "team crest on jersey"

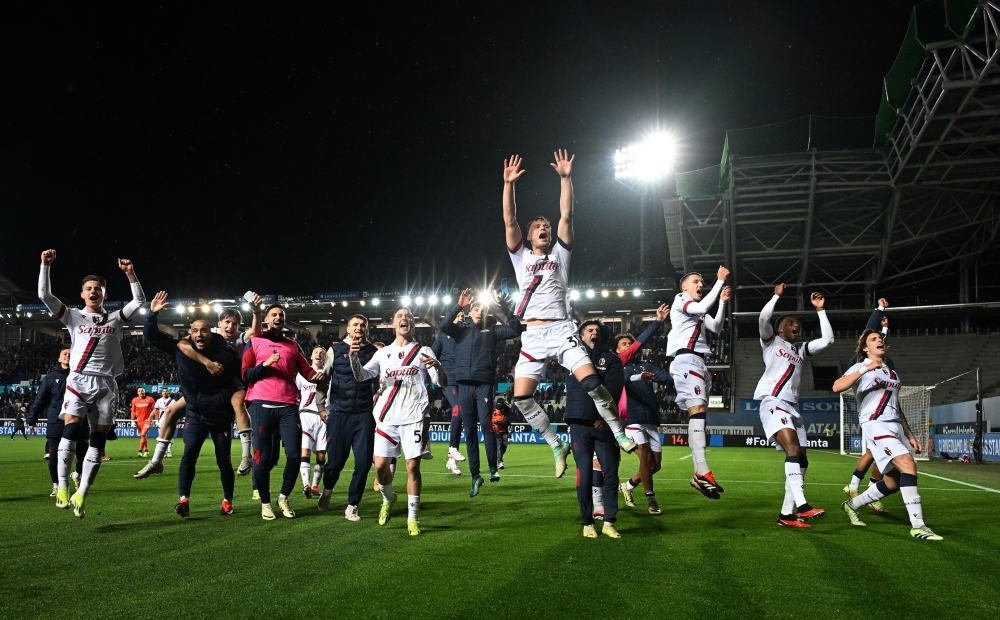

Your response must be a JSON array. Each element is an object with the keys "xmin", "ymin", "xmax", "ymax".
[
  {"xmin": 781, "ymin": 417, "xmax": 788, "ymax": 425},
  {"xmin": 884, "ymin": 447, "xmax": 893, "ymax": 456},
  {"xmin": 91, "ymin": 314, "xmax": 105, "ymax": 325},
  {"xmin": 398, "ymin": 351, "xmax": 404, "ymax": 359},
  {"xmin": 694, "ymin": 386, "xmax": 701, "ymax": 395}
]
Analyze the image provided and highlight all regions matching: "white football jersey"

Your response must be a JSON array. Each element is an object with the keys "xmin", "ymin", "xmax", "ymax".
[
  {"xmin": 508, "ymin": 239, "xmax": 572, "ymax": 321},
  {"xmin": 296, "ymin": 373, "xmax": 319, "ymax": 413},
  {"xmin": 54, "ymin": 306, "xmax": 126, "ymax": 377},
  {"xmin": 212, "ymin": 327, "xmax": 250, "ymax": 357},
  {"xmin": 666, "ymin": 293, "xmax": 712, "ymax": 357},
  {"xmin": 845, "ymin": 362, "xmax": 901, "ymax": 424},
  {"xmin": 154, "ymin": 396, "xmax": 174, "ymax": 415},
  {"xmin": 754, "ymin": 336, "xmax": 809, "ymax": 402},
  {"xmin": 352, "ymin": 342, "xmax": 441, "ymax": 425}
]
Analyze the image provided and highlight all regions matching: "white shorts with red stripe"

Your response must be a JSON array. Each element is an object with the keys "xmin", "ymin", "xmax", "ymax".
[
  {"xmin": 862, "ymin": 420, "xmax": 910, "ymax": 474},
  {"xmin": 300, "ymin": 410, "xmax": 327, "ymax": 452},
  {"xmin": 624, "ymin": 423, "xmax": 662, "ymax": 452},
  {"xmin": 374, "ymin": 420, "xmax": 425, "ymax": 460},
  {"xmin": 62, "ymin": 372, "xmax": 118, "ymax": 426},
  {"xmin": 514, "ymin": 319, "xmax": 591, "ymax": 382},
  {"xmin": 669, "ymin": 353, "xmax": 711, "ymax": 411},
  {"xmin": 758, "ymin": 396, "xmax": 806, "ymax": 447}
]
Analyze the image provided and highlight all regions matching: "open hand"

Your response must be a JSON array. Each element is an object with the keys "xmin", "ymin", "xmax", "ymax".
[
  {"xmin": 150, "ymin": 291, "xmax": 169, "ymax": 313},
  {"xmin": 655, "ymin": 303, "xmax": 669, "ymax": 322},
  {"xmin": 458, "ymin": 288, "xmax": 474, "ymax": 308},
  {"xmin": 504, "ymin": 155, "xmax": 526, "ymax": 184},
  {"xmin": 550, "ymin": 149, "xmax": 574, "ymax": 178}
]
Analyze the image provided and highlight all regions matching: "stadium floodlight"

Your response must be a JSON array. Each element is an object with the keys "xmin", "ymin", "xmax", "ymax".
[
  {"xmin": 586, "ymin": 289, "xmax": 595, "ymax": 299},
  {"xmin": 401, "ymin": 296, "xmax": 412, "ymax": 305},
  {"xmin": 201, "ymin": 304, "xmax": 210, "ymax": 312},
  {"xmin": 429, "ymin": 295, "xmax": 438, "ymax": 304},
  {"xmin": 601, "ymin": 290, "xmax": 609, "ymax": 298},
  {"xmin": 240, "ymin": 303, "xmax": 250, "ymax": 311},
  {"xmin": 176, "ymin": 306, "xmax": 185, "ymax": 314},
  {"xmin": 415, "ymin": 296, "xmax": 425, "ymax": 305},
  {"xmin": 342, "ymin": 301, "xmax": 348, "ymax": 307},
  {"xmin": 613, "ymin": 132, "xmax": 674, "ymax": 180},
  {"xmin": 359, "ymin": 300, "xmax": 366, "ymax": 306},
  {"xmin": 212, "ymin": 304, "xmax": 223, "ymax": 313},
  {"xmin": 187, "ymin": 306, "xmax": 195, "ymax": 313},
  {"xmin": 632, "ymin": 288, "xmax": 642, "ymax": 297},
  {"xmin": 139, "ymin": 307, "xmax": 148, "ymax": 315},
  {"xmin": 25, "ymin": 312, "xmax": 32, "ymax": 318},
  {"xmin": 442, "ymin": 295, "xmax": 452, "ymax": 305},
  {"xmin": 569, "ymin": 289, "xmax": 580, "ymax": 301},
  {"xmin": 372, "ymin": 298, "xmax": 381, "ymax": 307},
  {"xmin": 478, "ymin": 291, "xmax": 492, "ymax": 306},
  {"xmin": 617, "ymin": 289, "xmax": 625, "ymax": 297}
]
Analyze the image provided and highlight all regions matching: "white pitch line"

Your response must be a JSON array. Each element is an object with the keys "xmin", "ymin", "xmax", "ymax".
[
  {"xmin": 679, "ymin": 450, "xmax": 710, "ymax": 460},
  {"xmin": 919, "ymin": 472, "xmax": 1000, "ymax": 493}
]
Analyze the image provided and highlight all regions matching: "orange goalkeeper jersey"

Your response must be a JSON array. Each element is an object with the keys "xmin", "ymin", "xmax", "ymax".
[{"xmin": 131, "ymin": 396, "xmax": 156, "ymax": 425}]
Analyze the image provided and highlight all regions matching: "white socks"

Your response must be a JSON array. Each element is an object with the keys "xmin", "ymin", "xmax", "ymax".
[
  {"xmin": 78, "ymin": 447, "xmax": 102, "ymax": 497},
  {"xmin": 688, "ymin": 416, "xmax": 709, "ymax": 475},
  {"xmin": 312, "ymin": 464, "xmax": 322, "ymax": 488},
  {"xmin": 849, "ymin": 469, "xmax": 864, "ymax": 492},
  {"xmin": 57, "ymin": 438, "xmax": 76, "ymax": 490},
  {"xmin": 900, "ymin": 473, "xmax": 925, "ymax": 527},
  {"xmin": 784, "ymin": 458, "xmax": 807, "ymax": 507},
  {"xmin": 239, "ymin": 429, "xmax": 252, "ymax": 461},
  {"xmin": 516, "ymin": 398, "xmax": 561, "ymax": 448},
  {"xmin": 849, "ymin": 481, "xmax": 890, "ymax": 510},
  {"xmin": 408, "ymin": 495, "xmax": 420, "ymax": 521},
  {"xmin": 592, "ymin": 486, "xmax": 604, "ymax": 512},
  {"xmin": 587, "ymin": 385, "xmax": 625, "ymax": 437},
  {"xmin": 300, "ymin": 460, "xmax": 312, "ymax": 487},
  {"xmin": 380, "ymin": 482, "xmax": 395, "ymax": 503},
  {"xmin": 151, "ymin": 438, "xmax": 170, "ymax": 465}
]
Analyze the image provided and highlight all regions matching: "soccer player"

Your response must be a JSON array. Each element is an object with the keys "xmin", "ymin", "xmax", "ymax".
[
  {"xmin": 27, "ymin": 347, "xmax": 89, "ymax": 496},
  {"xmin": 134, "ymin": 300, "xmax": 260, "ymax": 478},
  {"xmin": 298, "ymin": 346, "xmax": 327, "ymax": 498},
  {"xmin": 37, "ymin": 249, "xmax": 146, "ymax": 517},
  {"xmin": 242, "ymin": 303, "xmax": 324, "ymax": 520},
  {"xmin": 492, "ymin": 398, "xmax": 513, "ymax": 469},
  {"xmin": 440, "ymin": 288, "xmax": 522, "ymax": 495},
  {"xmin": 315, "ymin": 315, "xmax": 379, "ymax": 522},
  {"xmin": 502, "ymin": 151, "xmax": 636, "ymax": 478},
  {"xmin": 130, "ymin": 387, "xmax": 156, "ymax": 457},
  {"xmin": 12, "ymin": 407, "xmax": 29, "ymax": 440},
  {"xmin": 152, "ymin": 388, "xmax": 175, "ymax": 455},
  {"xmin": 756, "ymin": 284, "xmax": 834, "ymax": 527},
  {"xmin": 667, "ymin": 267, "xmax": 730, "ymax": 498},
  {"xmin": 843, "ymin": 298, "xmax": 893, "ymax": 513},
  {"xmin": 144, "ymin": 292, "xmax": 243, "ymax": 517},
  {"xmin": 350, "ymin": 307, "xmax": 446, "ymax": 536},
  {"xmin": 834, "ymin": 330, "xmax": 942, "ymax": 540},
  {"xmin": 566, "ymin": 320, "xmax": 625, "ymax": 539},
  {"xmin": 431, "ymin": 312, "xmax": 464, "ymax": 475}
]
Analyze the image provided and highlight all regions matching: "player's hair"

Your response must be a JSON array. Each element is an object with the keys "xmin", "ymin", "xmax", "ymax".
[
  {"xmin": 678, "ymin": 272, "xmax": 701, "ymax": 288},
  {"xmin": 219, "ymin": 308, "xmax": 243, "ymax": 324},
  {"xmin": 578, "ymin": 319, "xmax": 603, "ymax": 336},
  {"xmin": 263, "ymin": 303, "xmax": 284, "ymax": 316},
  {"xmin": 347, "ymin": 313, "xmax": 369, "ymax": 326},
  {"xmin": 469, "ymin": 301, "xmax": 486, "ymax": 313},
  {"xmin": 614, "ymin": 333, "xmax": 636, "ymax": 350},
  {"xmin": 60, "ymin": 346, "xmax": 70, "ymax": 352},
  {"xmin": 311, "ymin": 346, "xmax": 325, "ymax": 356},
  {"xmin": 774, "ymin": 315, "xmax": 797, "ymax": 332},
  {"xmin": 392, "ymin": 306, "xmax": 414, "ymax": 320},
  {"xmin": 855, "ymin": 329, "xmax": 888, "ymax": 360},
  {"xmin": 81, "ymin": 275, "xmax": 106, "ymax": 289}
]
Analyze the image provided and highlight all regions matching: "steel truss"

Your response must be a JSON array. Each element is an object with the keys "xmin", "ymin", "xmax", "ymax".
[{"xmin": 665, "ymin": 3, "xmax": 1000, "ymax": 313}]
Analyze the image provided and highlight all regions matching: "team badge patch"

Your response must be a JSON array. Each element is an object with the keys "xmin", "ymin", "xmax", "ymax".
[
  {"xmin": 885, "ymin": 447, "xmax": 893, "ymax": 456},
  {"xmin": 694, "ymin": 386, "xmax": 701, "ymax": 395},
  {"xmin": 399, "ymin": 352, "xmax": 404, "ymax": 359},
  {"xmin": 781, "ymin": 417, "xmax": 788, "ymax": 425}
]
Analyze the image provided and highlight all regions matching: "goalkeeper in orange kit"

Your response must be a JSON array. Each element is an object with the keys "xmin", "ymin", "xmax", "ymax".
[{"xmin": 131, "ymin": 388, "xmax": 156, "ymax": 457}]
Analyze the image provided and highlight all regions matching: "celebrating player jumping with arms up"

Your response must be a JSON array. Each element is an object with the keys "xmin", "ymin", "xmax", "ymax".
[
  {"xmin": 37, "ymin": 249, "xmax": 146, "ymax": 517},
  {"xmin": 756, "ymin": 284, "xmax": 834, "ymax": 527},
  {"xmin": 350, "ymin": 307, "xmax": 446, "ymax": 536},
  {"xmin": 242, "ymin": 304, "xmax": 324, "ymax": 521},
  {"xmin": 834, "ymin": 331, "xmax": 942, "ymax": 540},
  {"xmin": 667, "ymin": 267, "xmax": 730, "ymax": 498},
  {"xmin": 503, "ymin": 151, "xmax": 636, "ymax": 478}
]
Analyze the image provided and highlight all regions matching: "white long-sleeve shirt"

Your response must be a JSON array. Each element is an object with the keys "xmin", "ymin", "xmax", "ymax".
[
  {"xmin": 351, "ymin": 341, "xmax": 442, "ymax": 425},
  {"xmin": 666, "ymin": 280, "xmax": 726, "ymax": 357},
  {"xmin": 753, "ymin": 294, "xmax": 834, "ymax": 402}
]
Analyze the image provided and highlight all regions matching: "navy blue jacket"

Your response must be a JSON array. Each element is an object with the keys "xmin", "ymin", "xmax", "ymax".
[
  {"xmin": 27, "ymin": 366, "xmax": 69, "ymax": 430},
  {"xmin": 564, "ymin": 327, "xmax": 624, "ymax": 425},
  {"xmin": 441, "ymin": 304, "xmax": 522, "ymax": 384},
  {"xmin": 144, "ymin": 312, "xmax": 242, "ymax": 423},
  {"xmin": 318, "ymin": 340, "xmax": 378, "ymax": 416},
  {"xmin": 622, "ymin": 360, "xmax": 672, "ymax": 425},
  {"xmin": 848, "ymin": 308, "xmax": 895, "ymax": 370},
  {"xmin": 430, "ymin": 332, "xmax": 457, "ymax": 387}
]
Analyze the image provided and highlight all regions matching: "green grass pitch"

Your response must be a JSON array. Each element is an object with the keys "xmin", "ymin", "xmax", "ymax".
[{"xmin": 1, "ymin": 437, "xmax": 998, "ymax": 619}]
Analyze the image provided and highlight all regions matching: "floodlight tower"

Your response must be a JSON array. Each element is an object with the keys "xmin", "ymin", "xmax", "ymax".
[{"xmin": 613, "ymin": 133, "xmax": 675, "ymax": 278}]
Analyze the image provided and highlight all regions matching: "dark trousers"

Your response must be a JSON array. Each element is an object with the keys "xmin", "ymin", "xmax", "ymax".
[
  {"xmin": 456, "ymin": 382, "xmax": 497, "ymax": 476},
  {"xmin": 249, "ymin": 403, "xmax": 301, "ymax": 504},
  {"xmin": 570, "ymin": 423, "xmax": 621, "ymax": 525},
  {"xmin": 323, "ymin": 412, "xmax": 375, "ymax": 506},
  {"xmin": 443, "ymin": 385, "xmax": 462, "ymax": 449},
  {"xmin": 12, "ymin": 425, "xmax": 27, "ymax": 439},
  {"xmin": 251, "ymin": 435, "xmax": 281, "ymax": 492},
  {"xmin": 178, "ymin": 418, "xmax": 235, "ymax": 501},
  {"xmin": 46, "ymin": 434, "xmax": 87, "ymax": 483}
]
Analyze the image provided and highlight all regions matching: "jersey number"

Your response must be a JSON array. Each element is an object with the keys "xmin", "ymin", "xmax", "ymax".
[
  {"xmin": 566, "ymin": 335, "xmax": 582, "ymax": 348},
  {"xmin": 413, "ymin": 429, "xmax": 422, "ymax": 443}
]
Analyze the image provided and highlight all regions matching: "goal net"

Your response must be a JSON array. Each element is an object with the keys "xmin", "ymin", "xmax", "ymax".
[{"xmin": 840, "ymin": 386, "xmax": 931, "ymax": 462}]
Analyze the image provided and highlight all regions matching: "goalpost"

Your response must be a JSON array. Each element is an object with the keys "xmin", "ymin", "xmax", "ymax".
[{"xmin": 840, "ymin": 386, "xmax": 932, "ymax": 462}]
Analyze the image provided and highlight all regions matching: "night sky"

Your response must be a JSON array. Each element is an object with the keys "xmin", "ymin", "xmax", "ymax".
[{"xmin": 1, "ymin": 2, "xmax": 916, "ymax": 301}]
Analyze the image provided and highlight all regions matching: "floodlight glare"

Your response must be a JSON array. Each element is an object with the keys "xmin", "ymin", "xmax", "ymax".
[
  {"xmin": 25, "ymin": 312, "xmax": 32, "ymax": 318},
  {"xmin": 212, "ymin": 304, "xmax": 223, "ymax": 313},
  {"xmin": 342, "ymin": 301, "xmax": 348, "ymax": 307},
  {"xmin": 601, "ymin": 290, "xmax": 609, "ymax": 298},
  {"xmin": 188, "ymin": 306, "xmax": 195, "ymax": 313},
  {"xmin": 401, "ymin": 296, "xmax": 412, "ymax": 305},
  {"xmin": 633, "ymin": 288, "xmax": 642, "ymax": 297},
  {"xmin": 201, "ymin": 304, "xmax": 210, "ymax": 312},
  {"xmin": 360, "ymin": 300, "xmax": 366, "ymax": 306},
  {"xmin": 586, "ymin": 289, "xmax": 595, "ymax": 299},
  {"xmin": 442, "ymin": 295, "xmax": 452, "ymax": 305},
  {"xmin": 614, "ymin": 132, "xmax": 675, "ymax": 180},
  {"xmin": 617, "ymin": 289, "xmax": 625, "ymax": 297},
  {"xmin": 478, "ymin": 291, "xmax": 492, "ymax": 305},
  {"xmin": 241, "ymin": 303, "xmax": 250, "ymax": 311},
  {"xmin": 372, "ymin": 298, "xmax": 381, "ymax": 307},
  {"xmin": 569, "ymin": 289, "xmax": 580, "ymax": 301},
  {"xmin": 177, "ymin": 306, "xmax": 186, "ymax": 314},
  {"xmin": 429, "ymin": 295, "xmax": 438, "ymax": 304},
  {"xmin": 415, "ymin": 296, "xmax": 425, "ymax": 305},
  {"xmin": 139, "ymin": 307, "xmax": 147, "ymax": 315}
]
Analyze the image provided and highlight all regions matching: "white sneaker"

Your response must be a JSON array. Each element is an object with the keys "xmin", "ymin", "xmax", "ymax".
[
  {"xmin": 446, "ymin": 457, "xmax": 461, "ymax": 476},
  {"xmin": 70, "ymin": 471, "xmax": 81, "ymax": 490},
  {"xmin": 277, "ymin": 495, "xmax": 296, "ymax": 518},
  {"xmin": 261, "ymin": 503, "xmax": 276, "ymax": 521},
  {"xmin": 49, "ymin": 484, "xmax": 58, "ymax": 497},
  {"xmin": 345, "ymin": 504, "xmax": 361, "ymax": 522},
  {"xmin": 448, "ymin": 448, "xmax": 466, "ymax": 462}
]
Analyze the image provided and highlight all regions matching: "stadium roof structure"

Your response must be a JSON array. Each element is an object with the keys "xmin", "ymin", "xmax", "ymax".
[{"xmin": 664, "ymin": 0, "xmax": 1000, "ymax": 313}]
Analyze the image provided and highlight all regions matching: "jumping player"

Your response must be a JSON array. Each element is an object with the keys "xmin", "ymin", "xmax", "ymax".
[
  {"xmin": 350, "ymin": 307, "xmax": 446, "ymax": 536},
  {"xmin": 834, "ymin": 330, "xmax": 942, "ymax": 540},
  {"xmin": 130, "ymin": 387, "xmax": 156, "ymax": 457},
  {"xmin": 756, "ymin": 284, "xmax": 834, "ymax": 527},
  {"xmin": 37, "ymin": 249, "xmax": 146, "ymax": 517},
  {"xmin": 298, "ymin": 346, "xmax": 328, "ymax": 498},
  {"xmin": 667, "ymin": 267, "xmax": 730, "ymax": 498},
  {"xmin": 502, "ymin": 151, "xmax": 636, "ymax": 479}
]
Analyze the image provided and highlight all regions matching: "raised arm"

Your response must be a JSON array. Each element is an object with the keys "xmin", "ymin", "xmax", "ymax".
[
  {"xmin": 143, "ymin": 293, "xmax": 181, "ymax": 355},
  {"xmin": 420, "ymin": 348, "xmax": 446, "ymax": 388},
  {"xmin": 759, "ymin": 285, "xmax": 783, "ymax": 342},
  {"xmin": 682, "ymin": 266, "xmax": 729, "ymax": 315},
  {"xmin": 704, "ymin": 286, "xmax": 731, "ymax": 333},
  {"xmin": 551, "ymin": 149, "xmax": 575, "ymax": 246},
  {"xmin": 117, "ymin": 258, "xmax": 146, "ymax": 321},
  {"xmin": 805, "ymin": 292, "xmax": 834, "ymax": 355},
  {"xmin": 503, "ymin": 155, "xmax": 525, "ymax": 251},
  {"xmin": 618, "ymin": 304, "xmax": 669, "ymax": 365},
  {"xmin": 349, "ymin": 340, "xmax": 380, "ymax": 382},
  {"xmin": 245, "ymin": 292, "xmax": 263, "ymax": 339},
  {"xmin": 37, "ymin": 250, "xmax": 64, "ymax": 317}
]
